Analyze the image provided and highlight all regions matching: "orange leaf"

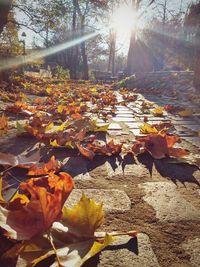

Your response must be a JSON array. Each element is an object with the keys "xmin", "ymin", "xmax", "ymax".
[
  {"xmin": 76, "ymin": 143, "xmax": 95, "ymax": 160},
  {"xmin": 168, "ymin": 147, "xmax": 189, "ymax": 158},
  {"xmin": 136, "ymin": 133, "xmax": 188, "ymax": 159},
  {"xmin": 0, "ymin": 172, "xmax": 73, "ymax": 240},
  {"xmin": 28, "ymin": 156, "xmax": 62, "ymax": 176}
]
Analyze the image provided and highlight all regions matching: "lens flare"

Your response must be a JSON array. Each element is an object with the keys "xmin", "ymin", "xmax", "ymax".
[{"xmin": 0, "ymin": 31, "xmax": 99, "ymax": 71}]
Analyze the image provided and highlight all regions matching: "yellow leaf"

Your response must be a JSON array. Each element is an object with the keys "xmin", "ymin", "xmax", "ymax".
[
  {"xmin": 10, "ymin": 191, "xmax": 29, "ymax": 205},
  {"xmin": 57, "ymin": 105, "xmax": 64, "ymax": 113},
  {"xmin": 46, "ymin": 87, "xmax": 52, "ymax": 94},
  {"xmin": 90, "ymin": 87, "xmax": 97, "ymax": 93},
  {"xmin": 178, "ymin": 109, "xmax": 193, "ymax": 117},
  {"xmin": 65, "ymin": 141, "xmax": 75, "ymax": 149},
  {"xmin": 94, "ymin": 123, "xmax": 110, "ymax": 132},
  {"xmin": 62, "ymin": 193, "xmax": 104, "ymax": 237},
  {"xmin": 50, "ymin": 139, "xmax": 59, "ymax": 147},
  {"xmin": 84, "ymin": 234, "xmax": 113, "ymax": 263},
  {"xmin": 152, "ymin": 107, "xmax": 164, "ymax": 116},
  {"xmin": 45, "ymin": 122, "xmax": 54, "ymax": 132},
  {"xmin": 0, "ymin": 177, "xmax": 5, "ymax": 204},
  {"xmin": 140, "ymin": 123, "xmax": 158, "ymax": 134},
  {"xmin": 90, "ymin": 120, "xmax": 110, "ymax": 132},
  {"xmin": 56, "ymin": 123, "xmax": 66, "ymax": 132}
]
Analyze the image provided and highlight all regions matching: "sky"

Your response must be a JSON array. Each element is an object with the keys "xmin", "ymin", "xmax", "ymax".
[{"xmin": 16, "ymin": 0, "xmax": 193, "ymax": 53}]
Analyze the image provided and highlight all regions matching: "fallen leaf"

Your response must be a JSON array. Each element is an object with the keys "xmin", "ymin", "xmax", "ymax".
[
  {"xmin": 0, "ymin": 172, "xmax": 73, "ymax": 240},
  {"xmin": 28, "ymin": 156, "xmax": 62, "ymax": 176},
  {"xmin": 178, "ymin": 109, "xmax": 193, "ymax": 117},
  {"xmin": 62, "ymin": 193, "xmax": 104, "ymax": 238},
  {"xmin": 76, "ymin": 143, "xmax": 95, "ymax": 160},
  {"xmin": 136, "ymin": 133, "xmax": 188, "ymax": 159},
  {"xmin": 152, "ymin": 107, "xmax": 164, "ymax": 116},
  {"xmin": 140, "ymin": 123, "xmax": 158, "ymax": 134}
]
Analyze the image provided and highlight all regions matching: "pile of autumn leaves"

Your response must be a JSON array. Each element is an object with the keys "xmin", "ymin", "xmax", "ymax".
[{"xmin": 0, "ymin": 155, "xmax": 136, "ymax": 267}]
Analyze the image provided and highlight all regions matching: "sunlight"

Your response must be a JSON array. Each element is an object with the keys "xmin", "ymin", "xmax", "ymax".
[
  {"xmin": 0, "ymin": 31, "xmax": 99, "ymax": 71},
  {"xmin": 111, "ymin": 5, "xmax": 137, "ymax": 39}
]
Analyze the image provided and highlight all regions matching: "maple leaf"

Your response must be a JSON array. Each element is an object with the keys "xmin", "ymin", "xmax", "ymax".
[
  {"xmin": 135, "ymin": 133, "xmax": 189, "ymax": 159},
  {"xmin": 152, "ymin": 107, "xmax": 164, "ymax": 116},
  {"xmin": 0, "ymin": 172, "xmax": 73, "ymax": 240},
  {"xmin": 62, "ymin": 193, "xmax": 104, "ymax": 238},
  {"xmin": 27, "ymin": 156, "xmax": 62, "ymax": 176},
  {"xmin": 14, "ymin": 194, "xmax": 112, "ymax": 267},
  {"xmin": 140, "ymin": 123, "xmax": 158, "ymax": 134},
  {"xmin": 76, "ymin": 143, "xmax": 95, "ymax": 160}
]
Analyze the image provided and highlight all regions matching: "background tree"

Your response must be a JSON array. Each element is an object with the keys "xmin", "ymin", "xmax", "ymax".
[
  {"xmin": 0, "ymin": 0, "xmax": 12, "ymax": 35},
  {"xmin": 185, "ymin": 2, "xmax": 200, "ymax": 92}
]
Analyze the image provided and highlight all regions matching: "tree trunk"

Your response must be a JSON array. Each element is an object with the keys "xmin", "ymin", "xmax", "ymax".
[
  {"xmin": 80, "ymin": 16, "xmax": 89, "ymax": 80},
  {"xmin": 194, "ymin": 27, "xmax": 200, "ymax": 94},
  {"xmin": 127, "ymin": 28, "xmax": 136, "ymax": 76},
  {"xmin": 107, "ymin": 29, "xmax": 116, "ymax": 76},
  {"xmin": 81, "ymin": 41, "xmax": 89, "ymax": 80},
  {"xmin": 0, "ymin": 0, "xmax": 12, "ymax": 82},
  {"xmin": 111, "ymin": 31, "xmax": 116, "ymax": 76},
  {"xmin": 69, "ymin": 0, "xmax": 78, "ymax": 79},
  {"xmin": 127, "ymin": 0, "xmax": 138, "ymax": 76},
  {"xmin": 0, "ymin": 0, "xmax": 12, "ymax": 35}
]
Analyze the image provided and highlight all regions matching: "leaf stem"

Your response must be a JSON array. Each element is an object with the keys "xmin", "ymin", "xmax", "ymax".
[{"xmin": 47, "ymin": 231, "xmax": 63, "ymax": 267}]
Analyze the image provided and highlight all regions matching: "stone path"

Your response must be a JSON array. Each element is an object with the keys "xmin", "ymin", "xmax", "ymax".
[
  {"xmin": 65, "ymin": 92, "xmax": 200, "ymax": 267},
  {"xmin": 1, "ymin": 88, "xmax": 200, "ymax": 267}
]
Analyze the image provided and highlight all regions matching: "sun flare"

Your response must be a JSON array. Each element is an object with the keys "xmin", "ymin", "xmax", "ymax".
[{"xmin": 111, "ymin": 5, "xmax": 137, "ymax": 38}]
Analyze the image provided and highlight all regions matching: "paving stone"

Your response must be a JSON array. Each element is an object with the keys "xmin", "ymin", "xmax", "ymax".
[
  {"xmin": 115, "ymin": 110, "xmax": 133, "ymax": 114},
  {"xmin": 65, "ymin": 189, "xmax": 131, "ymax": 212},
  {"xmin": 113, "ymin": 117, "xmax": 135, "ymax": 122},
  {"xmin": 115, "ymin": 105, "xmax": 130, "ymax": 111},
  {"xmin": 125, "ymin": 122, "xmax": 143, "ymax": 129},
  {"xmin": 182, "ymin": 238, "xmax": 200, "ymax": 267},
  {"xmin": 182, "ymin": 137, "xmax": 200, "ymax": 148},
  {"xmin": 147, "ymin": 117, "xmax": 170, "ymax": 122},
  {"xmin": 172, "ymin": 120, "xmax": 197, "ymax": 125},
  {"xmin": 184, "ymin": 125, "xmax": 200, "ymax": 132},
  {"xmin": 97, "ymin": 234, "xmax": 160, "ymax": 267},
  {"xmin": 129, "ymin": 129, "xmax": 146, "ymax": 137},
  {"xmin": 115, "ymin": 114, "xmax": 134, "ymax": 118},
  {"xmin": 73, "ymin": 172, "xmax": 92, "ymax": 181},
  {"xmin": 170, "ymin": 116, "xmax": 195, "ymax": 121},
  {"xmin": 108, "ymin": 123, "xmax": 122, "ymax": 130},
  {"xmin": 139, "ymin": 182, "xmax": 200, "ymax": 222},
  {"xmin": 130, "ymin": 107, "xmax": 143, "ymax": 114},
  {"xmin": 174, "ymin": 126, "xmax": 195, "ymax": 137}
]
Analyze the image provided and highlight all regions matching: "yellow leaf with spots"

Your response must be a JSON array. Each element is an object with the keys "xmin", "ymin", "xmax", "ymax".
[
  {"xmin": 140, "ymin": 123, "xmax": 158, "ymax": 134},
  {"xmin": 62, "ymin": 193, "xmax": 104, "ymax": 237},
  {"xmin": 152, "ymin": 107, "xmax": 164, "ymax": 116}
]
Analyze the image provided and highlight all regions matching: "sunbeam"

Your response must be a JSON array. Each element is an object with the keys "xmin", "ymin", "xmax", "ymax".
[{"xmin": 0, "ymin": 30, "xmax": 100, "ymax": 71}]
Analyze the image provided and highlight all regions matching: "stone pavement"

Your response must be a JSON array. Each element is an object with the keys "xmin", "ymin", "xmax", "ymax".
[
  {"xmin": 62, "ymin": 92, "xmax": 200, "ymax": 267},
  {"xmin": 1, "ymin": 87, "xmax": 200, "ymax": 267}
]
